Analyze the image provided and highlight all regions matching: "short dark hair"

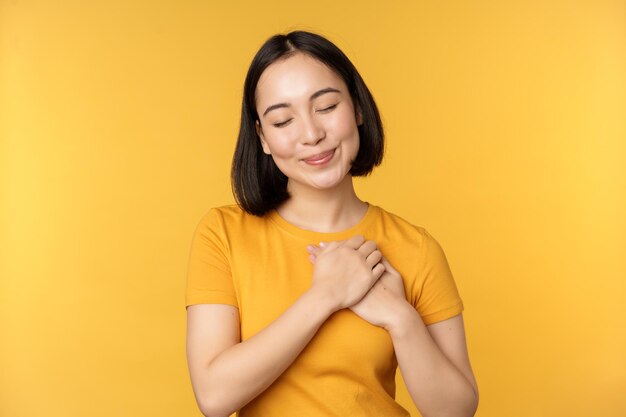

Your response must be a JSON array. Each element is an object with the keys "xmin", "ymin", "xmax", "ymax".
[{"xmin": 231, "ymin": 30, "xmax": 385, "ymax": 216}]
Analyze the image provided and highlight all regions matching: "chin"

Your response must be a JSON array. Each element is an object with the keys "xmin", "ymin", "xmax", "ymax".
[
  {"xmin": 308, "ymin": 172, "xmax": 349, "ymax": 189},
  {"xmin": 309, "ymin": 180, "xmax": 341, "ymax": 189}
]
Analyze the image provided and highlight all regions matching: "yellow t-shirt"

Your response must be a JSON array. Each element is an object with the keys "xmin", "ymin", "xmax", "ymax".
[{"xmin": 185, "ymin": 202, "xmax": 464, "ymax": 417}]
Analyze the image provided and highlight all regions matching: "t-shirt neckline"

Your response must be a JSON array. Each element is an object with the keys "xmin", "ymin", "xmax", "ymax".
[{"xmin": 267, "ymin": 202, "xmax": 379, "ymax": 242}]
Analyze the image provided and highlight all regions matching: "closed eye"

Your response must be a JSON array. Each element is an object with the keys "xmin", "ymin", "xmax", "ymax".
[
  {"xmin": 273, "ymin": 119, "xmax": 292, "ymax": 128},
  {"xmin": 272, "ymin": 104, "xmax": 338, "ymax": 128},
  {"xmin": 318, "ymin": 104, "xmax": 338, "ymax": 113}
]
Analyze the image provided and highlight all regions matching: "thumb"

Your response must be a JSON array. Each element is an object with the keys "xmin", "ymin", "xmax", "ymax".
[{"xmin": 318, "ymin": 240, "xmax": 342, "ymax": 252}]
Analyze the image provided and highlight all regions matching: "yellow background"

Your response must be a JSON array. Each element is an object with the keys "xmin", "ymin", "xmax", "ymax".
[{"xmin": 1, "ymin": 1, "xmax": 625, "ymax": 416}]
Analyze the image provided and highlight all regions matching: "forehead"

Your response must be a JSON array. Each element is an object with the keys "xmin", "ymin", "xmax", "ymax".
[{"xmin": 255, "ymin": 53, "xmax": 345, "ymax": 105}]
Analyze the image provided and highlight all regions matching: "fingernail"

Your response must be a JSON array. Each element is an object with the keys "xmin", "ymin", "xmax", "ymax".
[{"xmin": 319, "ymin": 241, "xmax": 326, "ymax": 248}]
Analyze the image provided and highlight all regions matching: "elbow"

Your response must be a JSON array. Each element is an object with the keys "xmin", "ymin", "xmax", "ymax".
[
  {"xmin": 459, "ymin": 384, "xmax": 479, "ymax": 417},
  {"xmin": 461, "ymin": 387, "xmax": 479, "ymax": 417},
  {"xmin": 199, "ymin": 395, "xmax": 235, "ymax": 417},
  {"xmin": 424, "ymin": 384, "xmax": 479, "ymax": 417},
  {"xmin": 469, "ymin": 384, "xmax": 479, "ymax": 416},
  {"xmin": 457, "ymin": 378, "xmax": 479, "ymax": 417},
  {"xmin": 199, "ymin": 404, "xmax": 229, "ymax": 417},
  {"xmin": 466, "ymin": 398, "xmax": 479, "ymax": 417}
]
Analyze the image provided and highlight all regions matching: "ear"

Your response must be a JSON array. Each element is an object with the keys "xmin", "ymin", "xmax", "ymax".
[
  {"xmin": 255, "ymin": 120, "xmax": 271, "ymax": 155},
  {"xmin": 355, "ymin": 105, "xmax": 364, "ymax": 126}
]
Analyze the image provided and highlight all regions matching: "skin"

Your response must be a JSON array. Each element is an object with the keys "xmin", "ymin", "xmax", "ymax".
[
  {"xmin": 308, "ymin": 242, "xmax": 480, "ymax": 417},
  {"xmin": 307, "ymin": 241, "xmax": 408, "ymax": 329},
  {"xmin": 186, "ymin": 51, "xmax": 479, "ymax": 417},
  {"xmin": 254, "ymin": 51, "xmax": 368, "ymax": 233}
]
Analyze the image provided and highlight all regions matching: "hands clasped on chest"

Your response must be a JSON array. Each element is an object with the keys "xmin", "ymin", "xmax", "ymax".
[{"xmin": 306, "ymin": 235, "xmax": 409, "ymax": 333}]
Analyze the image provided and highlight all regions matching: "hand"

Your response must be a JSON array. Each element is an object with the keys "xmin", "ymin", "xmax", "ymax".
[
  {"xmin": 308, "ymin": 235, "xmax": 385, "ymax": 312},
  {"xmin": 308, "ymin": 242, "xmax": 407, "ymax": 330}
]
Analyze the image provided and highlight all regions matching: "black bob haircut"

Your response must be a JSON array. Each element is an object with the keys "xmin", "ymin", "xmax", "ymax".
[{"xmin": 231, "ymin": 30, "xmax": 385, "ymax": 216}]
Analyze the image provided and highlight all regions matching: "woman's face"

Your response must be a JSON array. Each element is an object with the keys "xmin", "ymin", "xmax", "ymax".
[{"xmin": 255, "ymin": 52, "xmax": 363, "ymax": 191}]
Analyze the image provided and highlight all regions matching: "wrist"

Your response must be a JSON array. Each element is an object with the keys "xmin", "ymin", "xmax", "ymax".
[
  {"xmin": 305, "ymin": 286, "xmax": 340, "ymax": 316},
  {"xmin": 384, "ymin": 299, "xmax": 422, "ymax": 339}
]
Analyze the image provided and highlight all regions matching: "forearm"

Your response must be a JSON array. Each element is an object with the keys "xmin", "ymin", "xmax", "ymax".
[
  {"xmin": 389, "ymin": 301, "xmax": 478, "ymax": 417},
  {"xmin": 200, "ymin": 288, "xmax": 335, "ymax": 416}
]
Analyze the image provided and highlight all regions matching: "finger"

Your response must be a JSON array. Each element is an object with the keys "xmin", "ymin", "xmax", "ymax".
[
  {"xmin": 341, "ymin": 234, "xmax": 365, "ymax": 250},
  {"xmin": 309, "ymin": 254, "xmax": 316, "ymax": 264},
  {"xmin": 319, "ymin": 240, "xmax": 341, "ymax": 252},
  {"xmin": 306, "ymin": 244, "xmax": 322, "ymax": 256},
  {"xmin": 380, "ymin": 256, "xmax": 398, "ymax": 273},
  {"xmin": 372, "ymin": 263, "xmax": 385, "ymax": 279},
  {"xmin": 357, "ymin": 239, "xmax": 378, "ymax": 258},
  {"xmin": 323, "ymin": 239, "xmax": 346, "ymax": 250},
  {"xmin": 365, "ymin": 249, "xmax": 382, "ymax": 268}
]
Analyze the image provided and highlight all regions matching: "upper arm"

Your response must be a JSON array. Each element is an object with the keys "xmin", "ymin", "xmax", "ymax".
[
  {"xmin": 413, "ymin": 229, "xmax": 464, "ymax": 325},
  {"xmin": 186, "ymin": 303, "xmax": 240, "ymax": 414},
  {"xmin": 427, "ymin": 313, "xmax": 479, "ymax": 402}
]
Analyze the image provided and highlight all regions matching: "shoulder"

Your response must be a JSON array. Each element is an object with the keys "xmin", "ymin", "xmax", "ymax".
[
  {"xmin": 204, "ymin": 203, "xmax": 245, "ymax": 221},
  {"xmin": 197, "ymin": 203, "xmax": 268, "ymax": 233},
  {"xmin": 374, "ymin": 204, "xmax": 434, "ymax": 249},
  {"xmin": 373, "ymin": 205, "xmax": 450, "ymax": 268}
]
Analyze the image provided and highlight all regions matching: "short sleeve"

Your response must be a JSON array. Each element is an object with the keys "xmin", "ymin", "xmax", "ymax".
[
  {"xmin": 413, "ymin": 229, "xmax": 464, "ymax": 325},
  {"xmin": 185, "ymin": 208, "xmax": 239, "ymax": 309}
]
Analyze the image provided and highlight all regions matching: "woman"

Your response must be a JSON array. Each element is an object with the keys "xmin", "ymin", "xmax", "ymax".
[{"xmin": 185, "ymin": 30, "xmax": 479, "ymax": 417}]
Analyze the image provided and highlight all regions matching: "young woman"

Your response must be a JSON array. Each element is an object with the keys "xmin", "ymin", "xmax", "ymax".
[{"xmin": 185, "ymin": 30, "xmax": 479, "ymax": 417}]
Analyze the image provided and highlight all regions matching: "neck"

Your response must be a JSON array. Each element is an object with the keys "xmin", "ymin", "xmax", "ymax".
[{"xmin": 275, "ymin": 175, "xmax": 368, "ymax": 233}]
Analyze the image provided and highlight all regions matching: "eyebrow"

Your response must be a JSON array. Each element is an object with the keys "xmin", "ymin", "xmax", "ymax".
[{"xmin": 262, "ymin": 87, "xmax": 342, "ymax": 118}]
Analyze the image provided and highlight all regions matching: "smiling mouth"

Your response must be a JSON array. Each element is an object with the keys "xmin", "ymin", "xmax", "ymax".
[{"xmin": 303, "ymin": 148, "xmax": 335, "ymax": 162}]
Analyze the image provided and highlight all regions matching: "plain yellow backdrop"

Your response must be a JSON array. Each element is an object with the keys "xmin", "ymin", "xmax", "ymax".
[{"xmin": 1, "ymin": 1, "xmax": 625, "ymax": 416}]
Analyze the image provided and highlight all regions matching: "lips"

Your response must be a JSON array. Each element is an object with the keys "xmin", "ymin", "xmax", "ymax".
[{"xmin": 303, "ymin": 149, "xmax": 335, "ymax": 162}]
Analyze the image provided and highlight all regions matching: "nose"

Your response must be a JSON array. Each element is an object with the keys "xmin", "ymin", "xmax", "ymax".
[{"xmin": 301, "ymin": 114, "xmax": 325, "ymax": 146}]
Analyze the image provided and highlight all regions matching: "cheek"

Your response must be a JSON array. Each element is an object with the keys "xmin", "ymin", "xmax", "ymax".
[
  {"xmin": 330, "ymin": 113, "xmax": 360, "ymax": 157},
  {"xmin": 328, "ymin": 108, "xmax": 359, "ymax": 138},
  {"xmin": 266, "ymin": 135, "xmax": 296, "ymax": 159}
]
